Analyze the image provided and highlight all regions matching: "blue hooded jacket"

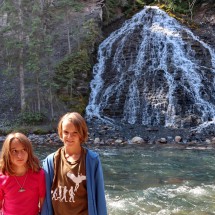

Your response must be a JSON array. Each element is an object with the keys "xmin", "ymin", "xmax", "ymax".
[{"xmin": 41, "ymin": 148, "xmax": 107, "ymax": 215}]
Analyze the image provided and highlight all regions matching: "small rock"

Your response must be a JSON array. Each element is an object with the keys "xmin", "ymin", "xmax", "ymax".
[
  {"xmin": 131, "ymin": 137, "xmax": 144, "ymax": 144},
  {"xmin": 115, "ymin": 139, "xmax": 123, "ymax": 144},
  {"xmin": 205, "ymin": 138, "xmax": 211, "ymax": 144},
  {"xmin": 94, "ymin": 137, "xmax": 100, "ymax": 144},
  {"xmin": 175, "ymin": 136, "xmax": 182, "ymax": 143},
  {"xmin": 211, "ymin": 137, "xmax": 215, "ymax": 144},
  {"xmin": 159, "ymin": 138, "xmax": 167, "ymax": 144}
]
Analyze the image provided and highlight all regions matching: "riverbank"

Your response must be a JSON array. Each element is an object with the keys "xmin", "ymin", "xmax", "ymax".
[
  {"xmin": 1, "ymin": 120, "xmax": 215, "ymax": 151},
  {"xmin": 87, "ymin": 120, "xmax": 215, "ymax": 148}
]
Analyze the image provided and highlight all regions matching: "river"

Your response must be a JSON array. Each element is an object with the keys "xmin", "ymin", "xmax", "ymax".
[{"xmin": 35, "ymin": 144, "xmax": 215, "ymax": 215}]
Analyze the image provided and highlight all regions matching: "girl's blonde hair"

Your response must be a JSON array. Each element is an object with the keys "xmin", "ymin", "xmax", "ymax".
[
  {"xmin": 58, "ymin": 112, "xmax": 88, "ymax": 143},
  {"xmin": 0, "ymin": 132, "xmax": 41, "ymax": 175}
]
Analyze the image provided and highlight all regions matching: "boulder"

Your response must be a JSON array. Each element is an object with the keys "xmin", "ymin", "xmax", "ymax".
[{"xmin": 131, "ymin": 136, "xmax": 144, "ymax": 144}]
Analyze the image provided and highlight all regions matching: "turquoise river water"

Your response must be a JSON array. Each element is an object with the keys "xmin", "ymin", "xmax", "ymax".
[{"xmin": 35, "ymin": 144, "xmax": 215, "ymax": 215}]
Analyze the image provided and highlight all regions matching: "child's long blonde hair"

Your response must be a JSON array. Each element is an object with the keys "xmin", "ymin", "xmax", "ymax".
[{"xmin": 0, "ymin": 132, "xmax": 41, "ymax": 175}]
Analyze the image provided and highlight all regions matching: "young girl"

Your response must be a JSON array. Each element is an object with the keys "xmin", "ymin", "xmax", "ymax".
[
  {"xmin": 0, "ymin": 132, "xmax": 46, "ymax": 215},
  {"xmin": 41, "ymin": 112, "xmax": 107, "ymax": 215}
]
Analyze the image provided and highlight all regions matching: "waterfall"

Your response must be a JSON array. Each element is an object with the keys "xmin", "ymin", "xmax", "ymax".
[{"xmin": 86, "ymin": 6, "xmax": 215, "ymax": 128}]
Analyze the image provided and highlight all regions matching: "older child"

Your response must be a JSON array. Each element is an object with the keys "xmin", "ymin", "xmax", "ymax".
[
  {"xmin": 0, "ymin": 132, "xmax": 46, "ymax": 215},
  {"xmin": 41, "ymin": 112, "xmax": 107, "ymax": 215}
]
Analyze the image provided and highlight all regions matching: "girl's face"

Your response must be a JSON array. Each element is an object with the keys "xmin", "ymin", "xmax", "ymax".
[
  {"xmin": 10, "ymin": 138, "xmax": 28, "ymax": 168},
  {"xmin": 61, "ymin": 119, "xmax": 82, "ymax": 148}
]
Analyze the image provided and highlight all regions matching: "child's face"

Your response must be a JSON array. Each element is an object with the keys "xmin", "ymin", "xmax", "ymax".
[
  {"xmin": 61, "ymin": 119, "xmax": 82, "ymax": 148},
  {"xmin": 10, "ymin": 138, "xmax": 28, "ymax": 168}
]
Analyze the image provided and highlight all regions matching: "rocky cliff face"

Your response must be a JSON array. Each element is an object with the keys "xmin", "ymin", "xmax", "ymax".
[{"xmin": 193, "ymin": 1, "xmax": 215, "ymax": 49}]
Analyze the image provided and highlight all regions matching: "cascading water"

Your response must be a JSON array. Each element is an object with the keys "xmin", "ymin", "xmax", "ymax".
[{"xmin": 86, "ymin": 6, "xmax": 215, "ymax": 128}]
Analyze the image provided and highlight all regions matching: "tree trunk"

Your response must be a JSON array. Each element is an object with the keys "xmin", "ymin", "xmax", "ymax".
[
  {"xmin": 67, "ymin": 27, "xmax": 71, "ymax": 54},
  {"xmin": 189, "ymin": 0, "xmax": 197, "ymax": 20},
  {"xmin": 18, "ymin": 0, "xmax": 25, "ymax": 111},
  {"xmin": 36, "ymin": 74, "xmax": 41, "ymax": 112},
  {"xmin": 49, "ymin": 85, "xmax": 54, "ymax": 119},
  {"xmin": 19, "ymin": 50, "xmax": 25, "ymax": 111}
]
